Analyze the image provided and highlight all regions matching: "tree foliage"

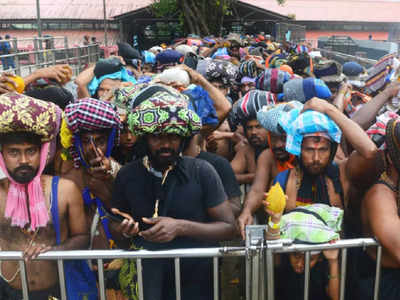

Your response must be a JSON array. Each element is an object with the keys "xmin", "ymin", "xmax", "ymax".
[{"xmin": 152, "ymin": 0, "xmax": 287, "ymax": 36}]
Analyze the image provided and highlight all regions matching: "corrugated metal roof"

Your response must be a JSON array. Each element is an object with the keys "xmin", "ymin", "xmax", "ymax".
[
  {"xmin": 0, "ymin": 0, "xmax": 153, "ymax": 20},
  {"xmin": 241, "ymin": 0, "xmax": 400, "ymax": 23}
]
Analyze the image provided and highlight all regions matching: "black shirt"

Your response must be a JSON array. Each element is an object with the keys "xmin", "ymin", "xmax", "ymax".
[
  {"xmin": 197, "ymin": 151, "xmax": 241, "ymax": 199},
  {"xmin": 112, "ymin": 156, "xmax": 227, "ymax": 250}
]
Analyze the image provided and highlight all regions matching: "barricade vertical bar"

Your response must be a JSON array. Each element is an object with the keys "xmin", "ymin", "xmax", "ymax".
[
  {"xmin": 137, "ymin": 258, "xmax": 144, "ymax": 300},
  {"xmin": 266, "ymin": 248, "xmax": 275, "ymax": 300},
  {"xmin": 213, "ymin": 257, "xmax": 219, "ymax": 300},
  {"xmin": 246, "ymin": 252, "xmax": 251, "ymax": 300},
  {"xmin": 18, "ymin": 260, "xmax": 29, "ymax": 300},
  {"xmin": 251, "ymin": 250, "xmax": 260, "ymax": 300},
  {"xmin": 339, "ymin": 248, "xmax": 347, "ymax": 300},
  {"xmin": 15, "ymin": 54, "xmax": 21, "ymax": 76},
  {"xmin": 174, "ymin": 258, "xmax": 181, "ymax": 300},
  {"xmin": 57, "ymin": 259, "xmax": 67, "ymax": 300},
  {"xmin": 97, "ymin": 259, "xmax": 106, "ymax": 300},
  {"xmin": 259, "ymin": 246, "xmax": 265, "ymax": 300},
  {"xmin": 303, "ymin": 251, "xmax": 310, "ymax": 300},
  {"xmin": 373, "ymin": 246, "xmax": 382, "ymax": 300}
]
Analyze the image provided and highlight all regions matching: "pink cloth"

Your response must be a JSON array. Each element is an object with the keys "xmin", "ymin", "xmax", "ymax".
[{"xmin": 0, "ymin": 142, "xmax": 50, "ymax": 231}]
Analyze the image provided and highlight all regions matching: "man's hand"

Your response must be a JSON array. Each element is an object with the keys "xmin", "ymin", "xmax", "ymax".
[
  {"xmin": 139, "ymin": 217, "xmax": 182, "ymax": 243},
  {"xmin": 34, "ymin": 65, "xmax": 72, "ymax": 83},
  {"xmin": 383, "ymin": 80, "xmax": 400, "ymax": 98},
  {"xmin": 301, "ymin": 97, "xmax": 337, "ymax": 115},
  {"xmin": 111, "ymin": 208, "xmax": 139, "ymax": 238},
  {"xmin": 87, "ymin": 147, "xmax": 112, "ymax": 180},
  {"xmin": 207, "ymin": 130, "xmax": 229, "ymax": 143},
  {"xmin": 0, "ymin": 72, "xmax": 17, "ymax": 94},
  {"xmin": 179, "ymin": 64, "xmax": 205, "ymax": 85},
  {"xmin": 323, "ymin": 248, "xmax": 339, "ymax": 261},
  {"xmin": 23, "ymin": 242, "xmax": 52, "ymax": 262},
  {"xmin": 237, "ymin": 209, "xmax": 253, "ymax": 240}
]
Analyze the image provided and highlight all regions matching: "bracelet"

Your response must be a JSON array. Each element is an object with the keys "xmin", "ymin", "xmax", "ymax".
[
  {"xmin": 268, "ymin": 216, "xmax": 280, "ymax": 230},
  {"xmin": 328, "ymin": 274, "xmax": 340, "ymax": 280},
  {"xmin": 107, "ymin": 159, "xmax": 121, "ymax": 178}
]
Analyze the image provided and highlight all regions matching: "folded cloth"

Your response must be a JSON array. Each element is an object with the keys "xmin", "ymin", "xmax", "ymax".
[
  {"xmin": 287, "ymin": 52, "xmax": 313, "ymax": 76},
  {"xmin": 283, "ymin": 78, "xmax": 332, "ymax": 103},
  {"xmin": 279, "ymin": 109, "xmax": 342, "ymax": 156},
  {"xmin": 231, "ymin": 90, "xmax": 278, "ymax": 127},
  {"xmin": 257, "ymin": 101, "xmax": 303, "ymax": 134},
  {"xmin": 142, "ymin": 51, "xmax": 156, "ymax": 65},
  {"xmin": 280, "ymin": 204, "xmax": 343, "ymax": 244},
  {"xmin": 313, "ymin": 60, "xmax": 345, "ymax": 83},
  {"xmin": 239, "ymin": 60, "xmax": 259, "ymax": 78},
  {"xmin": 366, "ymin": 111, "xmax": 400, "ymax": 149},
  {"xmin": 117, "ymin": 42, "xmax": 142, "ymax": 62},
  {"xmin": 156, "ymin": 49, "xmax": 183, "ymax": 65},
  {"xmin": 205, "ymin": 59, "xmax": 239, "ymax": 85},
  {"xmin": 88, "ymin": 68, "xmax": 137, "ymax": 96},
  {"xmin": 365, "ymin": 53, "xmax": 398, "ymax": 94},
  {"xmin": 256, "ymin": 68, "xmax": 292, "ymax": 93}
]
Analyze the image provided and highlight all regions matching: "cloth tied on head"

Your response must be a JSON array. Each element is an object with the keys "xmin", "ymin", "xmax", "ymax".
[
  {"xmin": 279, "ymin": 109, "xmax": 342, "ymax": 156},
  {"xmin": 343, "ymin": 61, "xmax": 366, "ymax": 88},
  {"xmin": 205, "ymin": 59, "xmax": 239, "ymax": 85},
  {"xmin": 283, "ymin": 78, "xmax": 332, "ymax": 103},
  {"xmin": 287, "ymin": 52, "xmax": 313, "ymax": 76},
  {"xmin": 313, "ymin": 60, "xmax": 345, "ymax": 83},
  {"xmin": 365, "ymin": 53, "xmax": 399, "ymax": 94},
  {"xmin": 239, "ymin": 60, "xmax": 260, "ymax": 79},
  {"xmin": 256, "ymin": 68, "xmax": 292, "ymax": 93},
  {"xmin": 156, "ymin": 49, "xmax": 183, "ymax": 65},
  {"xmin": 280, "ymin": 204, "xmax": 343, "ymax": 244},
  {"xmin": 0, "ymin": 92, "xmax": 62, "ymax": 230},
  {"xmin": 233, "ymin": 90, "xmax": 277, "ymax": 126},
  {"xmin": 63, "ymin": 98, "xmax": 122, "ymax": 168},
  {"xmin": 367, "ymin": 111, "xmax": 400, "ymax": 150},
  {"xmin": 88, "ymin": 68, "xmax": 136, "ymax": 97},
  {"xmin": 128, "ymin": 92, "xmax": 202, "ymax": 137},
  {"xmin": 142, "ymin": 51, "xmax": 156, "ymax": 65}
]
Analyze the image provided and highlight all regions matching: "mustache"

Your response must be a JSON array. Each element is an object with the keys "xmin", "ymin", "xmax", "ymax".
[
  {"xmin": 14, "ymin": 165, "xmax": 35, "ymax": 173},
  {"xmin": 272, "ymin": 147, "xmax": 285, "ymax": 153},
  {"xmin": 156, "ymin": 148, "xmax": 176, "ymax": 155}
]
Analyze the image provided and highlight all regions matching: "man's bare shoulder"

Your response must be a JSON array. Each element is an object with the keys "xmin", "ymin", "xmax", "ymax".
[
  {"xmin": 57, "ymin": 177, "xmax": 82, "ymax": 204},
  {"xmin": 364, "ymin": 182, "xmax": 396, "ymax": 209}
]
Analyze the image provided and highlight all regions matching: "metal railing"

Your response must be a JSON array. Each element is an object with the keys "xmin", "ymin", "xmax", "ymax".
[
  {"xmin": 0, "ymin": 226, "xmax": 382, "ymax": 300},
  {"xmin": 0, "ymin": 37, "xmax": 100, "ymax": 77}
]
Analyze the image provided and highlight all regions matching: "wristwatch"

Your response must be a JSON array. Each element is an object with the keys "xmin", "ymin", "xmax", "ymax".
[{"xmin": 268, "ymin": 216, "xmax": 280, "ymax": 230}]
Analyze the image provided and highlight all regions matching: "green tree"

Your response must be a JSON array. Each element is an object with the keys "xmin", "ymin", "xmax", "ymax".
[{"xmin": 152, "ymin": 0, "xmax": 286, "ymax": 36}]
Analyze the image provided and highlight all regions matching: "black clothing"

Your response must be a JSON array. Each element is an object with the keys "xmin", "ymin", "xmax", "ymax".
[
  {"xmin": 112, "ymin": 156, "xmax": 227, "ymax": 300},
  {"xmin": 275, "ymin": 255, "xmax": 330, "ymax": 300},
  {"xmin": 197, "ymin": 151, "xmax": 241, "ymax": 199}
]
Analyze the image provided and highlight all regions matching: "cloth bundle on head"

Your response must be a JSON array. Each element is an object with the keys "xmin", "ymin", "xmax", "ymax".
[
  {"xmin": 283, "ymin": 78, "xmax": 332, "ymax": 103},
  {"xmin": 279, "ymin": 109, "xmax": 342, "ymax": 156},
  {"xmin": 128, "ymin": 92, "xmax": 202, "ymax": 137},
  {"xmin": 211, "ymin": 47, "xmax": 230, "ymax": 60},
  {"xmin": 291, "ymin": 44, "xmax": 310, "ymax": 55},
  {"xmin": 88, "ymin": 58, "xmax": 137, "ymax": 96},
  {"xmin": 256, "ymin": 68, "xmax": 292, "ymax": 93},
  {"xmin": 367, "ymin": 111, "xmax": 400, "ymax": 149},
  {"xmin": 265, "ymin": 53, "xmax": 288, "ymax": 68},
  {"xmin": 117, "ymin": 42, "xmax": 142, "ymax": 65},
  {"xmin": 142, "ymin": 51, "xmax": 156, "ymax": 65},
  {"xmin": 156, "ymin": 49, "xmax": 183, "ymax": 66},
  {"xmin": 25, "ymin": 78, "xmax": 74, "ymax": 110},
  {"xmin": 233, "ymin": 90, "xmax": 277, "ymax": 125},
  {"xmin": 365, "ymin": 53, "xmax": 399, "ymax": 94},
  {"xmin": 280, "ymin": 204, "xmax": 343, "ymax": 244},
  {"xmin": 257, "ymin": 101, "xmax": 303, "ymax": 135},
  {"xmin": 385, "ymin": 119, "xmax": 400, "ymax": 209},
  {"xmin": 0, "ymin": 92, "xmax": 62, "ymax": 230},
  {"xmin": 149, "ymin": 46, "xmax": 163, "ymax": 55},
  {"xmin": 343, "ymin": 61, "xmax": 366, "ymax": 88},
  {"xmin": 249, "ymin": 46, "xmax": 264, "ymax": 57},
  {"xmin": 155, "ymin": 68, "xmax": 190, "ymax": 88},
  {"xmin": 287, "ymin": 52, "xmax": 313, "ymax": 77},
  {"xmin": 205, "ymin": 59, "xmax": 239, "ymax": 86},
  {"xmin": 313, "ymin": 60, "xmax": 345, "ymax": 83},
  {"xmin": 175, "ymin": 44, "xmax": 196, "ymax": 56},
  {"xmin": 63, "ymin": 98, "xmax": 122, "ymax": 168},
  {"xmin": 239, "ymin": 60, "xmax": 259, "ymax": 79}
]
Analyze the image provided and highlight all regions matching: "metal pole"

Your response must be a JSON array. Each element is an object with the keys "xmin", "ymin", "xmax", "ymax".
[
  {"xmin": 36, "ymin": 0, "xmax": 42, "ymax": 38},
  {"xmin": 103, "ymin": 0, "xmax": 108, "ymax": 47}
]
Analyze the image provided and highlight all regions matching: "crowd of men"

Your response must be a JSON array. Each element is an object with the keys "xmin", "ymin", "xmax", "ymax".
[{"xmin": 0, "ymin": 32, "xmax": 399, "ymax": 300}]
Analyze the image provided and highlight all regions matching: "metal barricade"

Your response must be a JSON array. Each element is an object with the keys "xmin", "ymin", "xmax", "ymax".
[
  {"xmin": 0, "ymin": 229, "xmax": 383, "ymax": 300},
  {"xmin": 246, "ymin": 225, "xmax": 381, "ymax": 300}
]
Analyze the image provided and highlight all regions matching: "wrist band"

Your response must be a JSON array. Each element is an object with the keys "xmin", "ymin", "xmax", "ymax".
[
  {"xmin": 266, "ymin": 230, "xmax": 280, "ymax": 237},
  {"xmin": 268, "ymin": 216, "xmax": 280, "ymax": 230},
  {"xmin": 328, "ymin": 274, "xmax": 339, "ymax": 280}
]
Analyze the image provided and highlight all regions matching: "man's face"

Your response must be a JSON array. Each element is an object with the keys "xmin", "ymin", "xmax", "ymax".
[
  {"xmin": 240, "ymin": 82, "xmax": 255, "ymax": 95},
  {"xmin": 120, "ymin": 125, "xmax": 137, "ymax": 150},
  {"xmin": 80, "ymin": 131, "xmax": 109, "ymax": 166},
  {"xmin": 301, "ymin": 136, "xmax": 331, "ymax": 175},
  {"xmin": 2, "ymin": 143, "xmax": 40, "ymax": 184},
  {"xmin": 289, "ymin": 252, "xmax": 320, "ymax": 274},
  {"xmin": 142, "ymin": 64, "xmax": 153, "ymax": 73},
  {"xmin": 211, "ymin": 81, "xmax": 229, "ymax": 96},
  {"xmin": 269, "ymin": 132, "xmax": 290, "ymax": 162},
  {"xmin": 229, "ymin": 46, "xmax": 240, "ymax": 59},
  {"xmin": 146, "ymin": 134, "xmax": 182, "ymax": 170},
  {"xmin": 244, "ymin": 119, "xmax": 268, "ymax": 148},
  {"xmin": 97, "ymin": 78, "xmax": 122, "ymax": 99}
]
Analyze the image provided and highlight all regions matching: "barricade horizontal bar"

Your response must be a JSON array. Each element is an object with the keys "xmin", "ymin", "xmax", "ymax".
[{"xmin": 0, "ymin": 247, "xmax": 246, "ymax": 260}]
